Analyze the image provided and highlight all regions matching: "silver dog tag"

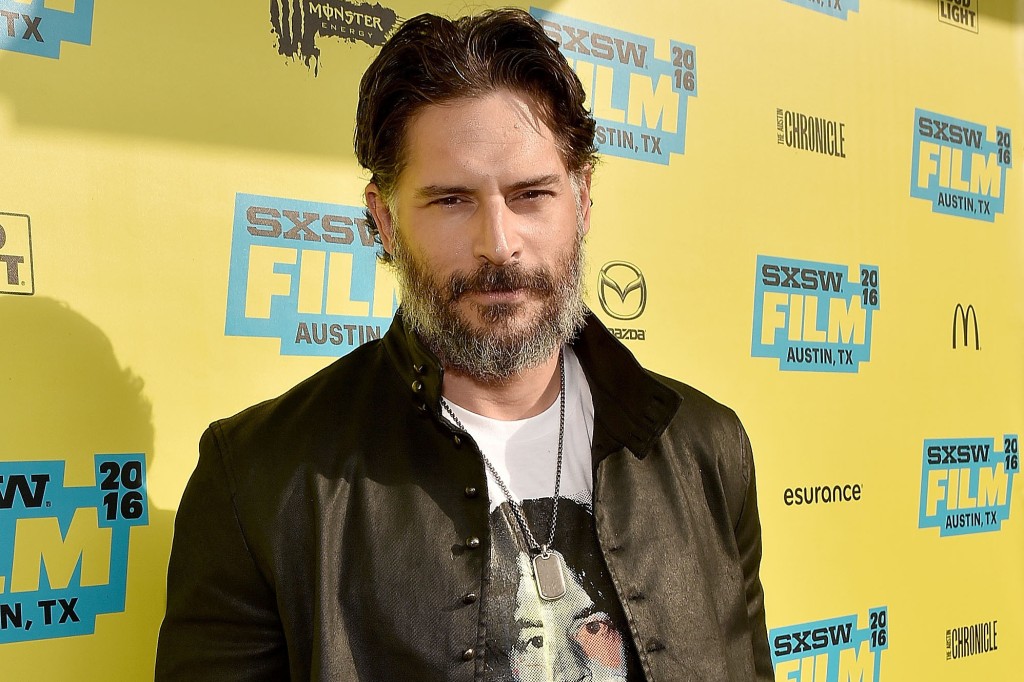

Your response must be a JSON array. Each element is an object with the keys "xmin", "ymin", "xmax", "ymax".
[{"xmin": 533, "ymin": 550, "xmax": 567, "ymax": 601}]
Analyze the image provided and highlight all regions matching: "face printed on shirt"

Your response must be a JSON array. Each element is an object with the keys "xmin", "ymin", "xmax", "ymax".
[{"xmin": 510, "ymin": 552, "xmax": 628, "ymax": 682}]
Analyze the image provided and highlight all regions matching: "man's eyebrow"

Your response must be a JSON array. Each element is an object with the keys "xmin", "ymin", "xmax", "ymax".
[
  {"xmin": 413, "ymin": 184, "xmax": 474, "ymax": 200},
  {"xmin": 413, "ymin": 175, "xmax": 563, "ymax": 201},
  {"xmin": 506, "ymin": 174, "xmax": 562, "ymax": 193}
]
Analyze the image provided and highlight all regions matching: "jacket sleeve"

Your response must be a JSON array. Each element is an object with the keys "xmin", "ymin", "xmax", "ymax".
[
  {"xmin": 155, "ymin": 424, "xmax": 288, "ymax": 681},
  {"xmin": 733, "ymin": 421, "xmax": 774, "ymax": 680}
]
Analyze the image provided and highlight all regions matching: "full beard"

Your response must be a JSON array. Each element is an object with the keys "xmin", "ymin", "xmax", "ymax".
[{"xmin": 391, "ymin": 233, "xmax": 588, "ymax": 384}]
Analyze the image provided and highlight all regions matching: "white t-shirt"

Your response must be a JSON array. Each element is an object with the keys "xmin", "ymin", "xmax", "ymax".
[
  {"xmin": 442, "ymin": 347, "xmax": 594, "ymax": 514},
  {"xmin": 443, "ymin": 347, "xmax": 640, "ymax": 681}
]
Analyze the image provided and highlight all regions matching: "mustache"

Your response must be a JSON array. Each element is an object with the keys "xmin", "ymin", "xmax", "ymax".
[{"xmin": 447, "ymin": 263, "xmax": 555, "ymax": 299}]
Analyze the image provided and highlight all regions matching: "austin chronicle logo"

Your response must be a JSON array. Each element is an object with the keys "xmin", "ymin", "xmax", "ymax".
[
  {"xmin": 598, "ymin": 261, "xmax": 646, "ymax": 320},
  {"xmin": 0, "ymin": 212, "xmax": 34, "ymax": 295},
  {"xmin": 952, "ymin": 304, "xmax": 979, "ymax": 350}
]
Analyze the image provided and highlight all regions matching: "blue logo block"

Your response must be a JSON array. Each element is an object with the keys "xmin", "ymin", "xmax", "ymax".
[
  {"xmin": 0, "ymin": 455, "xmax": 147, "ymax": 643},
  {"xmin": 752, "ymin": 255, "xmax": 879, "ymax": 373},
  {"xmin": 919, "ymin": 435, "xmax": 1018, "ymax": 536},
  {"xmin": 225, "ymin": 193, "xmax": 399, "ymax": 357},
  {"xmin": 911, "ymin": 108, "xmax": 1012, "ymax": 222},
  {"xmin": 770, "ymin": 607, "xmax": 887, "ymax": 680},
  {"xmin": 530, "ymin": 8, "xmax": 697, "ymax": 165},
  {"xmin": 0, "ymin": 0, "xmax": 93, "ymax": 59},
  {"xmin": 782, "ymin": 0, "xmax": 860, "ymax": 20}
]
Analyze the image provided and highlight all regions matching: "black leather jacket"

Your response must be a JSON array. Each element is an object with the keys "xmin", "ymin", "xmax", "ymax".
[{"xmin": 156, "ymin": 311, "xmax": 773, "ymax": 680}]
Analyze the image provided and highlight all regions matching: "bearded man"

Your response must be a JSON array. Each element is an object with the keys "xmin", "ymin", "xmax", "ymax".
[{"xmin": 156, "ymin": 8, "xmax": 772, "ymax": 681}]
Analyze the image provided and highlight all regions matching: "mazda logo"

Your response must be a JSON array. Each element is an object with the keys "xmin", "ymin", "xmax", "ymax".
[{"xmin": 598, "ymin": 261, "xmax": 646, "ymax": 321}]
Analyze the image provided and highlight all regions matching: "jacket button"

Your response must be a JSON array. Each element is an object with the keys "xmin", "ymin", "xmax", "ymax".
[
  {"xmin": 411, "ymin": 380, "xmax": 424, "ymax": 393},
  {"xmin": 464, "ymin": 486, "xmax": 478, "ymax": 498},
  {"xmin": 646, "ymin": 638, "xmax": 665, "ymax": 652},
  {"xmin": 414, "ymin": 364, "xmax": 426, "ymax": 375},
  {"xmin": 453, "ymin": 434, "xmax": 462, "ymax": 446},
  {"xmin": 465, "ymin": 536, "xmax": 481, "ymax": 549},
  {"xmin": 461, "ymin": 648, "xmax": 476, "ymax": 661},
  {"xmin": 462, "ymin": 592, "xmax": 478, "ymax": 604}
]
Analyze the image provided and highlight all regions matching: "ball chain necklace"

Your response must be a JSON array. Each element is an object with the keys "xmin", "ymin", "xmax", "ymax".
[{"xmin": 441, "ymin": 350, "xmax": 568, "ymax": 601}]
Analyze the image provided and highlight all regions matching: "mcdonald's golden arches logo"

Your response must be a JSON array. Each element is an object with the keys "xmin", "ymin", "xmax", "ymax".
[{"xmin": 952, "ymin": 303, "xmax": 979, "ymax": 350}]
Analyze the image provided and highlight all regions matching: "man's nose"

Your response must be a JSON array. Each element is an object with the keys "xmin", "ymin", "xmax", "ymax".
[{"xmin": 472, "ymin": 199, "xmax": 523, "ymax": 265}]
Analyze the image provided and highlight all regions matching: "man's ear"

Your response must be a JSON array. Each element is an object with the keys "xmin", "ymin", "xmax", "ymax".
[
  {"xmin": 365, "ymin": 183, "xmax": 396, "ymax": 254},
  {"xmin": 577, "ymin": 168, "xmax": 593, "ymax": 237}
]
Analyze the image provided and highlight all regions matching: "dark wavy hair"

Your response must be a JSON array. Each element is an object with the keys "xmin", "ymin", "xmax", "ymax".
[{"xmin": 354, "ymin": 8, "xmax": 598, "ymax": 262}]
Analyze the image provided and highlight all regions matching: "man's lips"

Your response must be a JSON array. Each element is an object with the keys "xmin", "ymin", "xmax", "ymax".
[{"xmin": 465, "ymin": 287, "xmax": 530, "ymax": 303}]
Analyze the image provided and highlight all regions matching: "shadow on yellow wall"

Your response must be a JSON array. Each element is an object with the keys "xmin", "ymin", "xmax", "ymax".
[{"xmin": 0, "ymin": 295, "xmax": 171, "ymax": 679}]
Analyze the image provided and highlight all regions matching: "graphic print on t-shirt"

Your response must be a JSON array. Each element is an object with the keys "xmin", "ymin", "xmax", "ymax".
[
  {"xmin": 483, "ymin": 496, "xmax": 637, "ymax": 681},
  {"xmin": 444, "ymin": 348, "xmax": 640, "ymax": 680}
]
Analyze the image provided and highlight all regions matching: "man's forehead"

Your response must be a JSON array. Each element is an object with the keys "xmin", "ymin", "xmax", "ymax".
[
  {"xmin": 398, "ymin": 90, "xmax": 571, "ymax": 189},
  {"xmin": 409, "ymin": 90, "xmax": 553, "ymax": 144}
]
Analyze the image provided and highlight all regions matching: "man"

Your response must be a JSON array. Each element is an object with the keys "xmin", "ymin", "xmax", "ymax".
[{"xmin": 157, "ymin": 8, "xmax": 772, "ymax": 681}]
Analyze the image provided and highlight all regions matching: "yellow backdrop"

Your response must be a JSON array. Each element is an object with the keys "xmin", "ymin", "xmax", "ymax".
[{"xmin": 1, "ymin": 0, "xmax": 1020, "ymax": 679}]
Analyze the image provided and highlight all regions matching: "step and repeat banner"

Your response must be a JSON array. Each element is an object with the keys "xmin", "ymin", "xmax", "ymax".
[{"xmin": 2, "ymin": 0, "xmax": 1021, "ymax": 679}]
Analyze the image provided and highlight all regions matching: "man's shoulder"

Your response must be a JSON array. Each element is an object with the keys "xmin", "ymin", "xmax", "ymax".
[
  {"xmin": 207, "ymin": 338, "xmax": 395, "ymax": 459},
  {"xmin": 646, "ymin": 369, "xmax": 741, "ymax": 427},
  {"xmin": 642, "ymin": 369, "xmax": 750, "ymax": 471},
  {"xmin": 651, "ymin": 373, "xmax": 755, "ymax": 501}
]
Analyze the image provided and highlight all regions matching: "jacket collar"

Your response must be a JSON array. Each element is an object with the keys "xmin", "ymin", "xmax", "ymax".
[
  {"xmin": 382, "ymin": 308, "xmax": 682, "ymax": 459},
  {"xmin": 572, "ymin": 313, "xmax": 682, "ymax": 461}
]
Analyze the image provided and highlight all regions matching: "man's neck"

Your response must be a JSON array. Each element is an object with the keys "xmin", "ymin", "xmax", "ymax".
[{"xmin": 441, "ymin": 350, "xmax": 562, "ymax": 421}]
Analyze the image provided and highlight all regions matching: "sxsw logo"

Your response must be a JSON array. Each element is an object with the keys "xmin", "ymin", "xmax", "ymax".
[
  {"xmin": 781, "ymin": 0, "xmax": 860, "ymax": 20},
  {"xmin": 532, "ymin": 8, "xmax": 697, "ymax": 165},
  {"xmin": 911, "ymin": 109, "xmax": 1012, "ymax": 222},
  {"xmin": 0, "ymin": 455, "xmax": 147, "ymax": 643},
  {"xmin": 919, "ymin": 434, "xmax": 1018, "ymax": 536},
  {"xmin": 771, "ymin": 607, "xmax": 888, "ymax": 680},
  {"xmin": 0, "ymin": 212, "xmax": 33, "ymax": 295},
  {"xmin": 225, "ymin": 193, "xmax": 399, "ymax": 356},
  {"xmin": 751, "ymin": 255, "xmax": 879, "ymax": 372},
  {"xmin": 0, "ymin": 0, "xmax": 93, "ymax": 59}
]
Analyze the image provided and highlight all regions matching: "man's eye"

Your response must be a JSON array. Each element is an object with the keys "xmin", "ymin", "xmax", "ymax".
[
  {"xmin": 433, "ymin": 196, "xmax": 464, "ymax": 207},
  {"xmin": 529, "ymin": 635, "xmax": 544, "ymax": 649},
  {"xmin": 516, "ymin": 190, "xmax": 550, "ymax": 201}
]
